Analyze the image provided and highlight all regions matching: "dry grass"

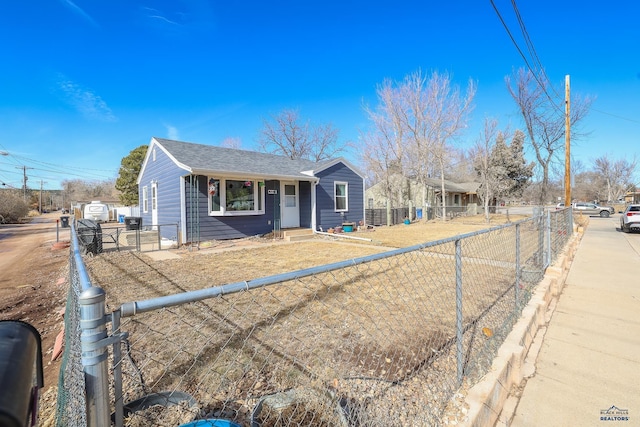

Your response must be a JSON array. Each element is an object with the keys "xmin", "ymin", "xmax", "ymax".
[
  {"xmin": 324, "ymin": 213, "xmax": 529, "ymax": 248},
  {"xmin": 82, "ymin": 212, "xmax": 538, "ymax": 427}
]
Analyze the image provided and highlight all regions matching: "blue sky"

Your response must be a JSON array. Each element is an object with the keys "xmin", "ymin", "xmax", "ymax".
[{"xmin": 1, "ymin": 1, "xmax": 639, "ymax": 190}]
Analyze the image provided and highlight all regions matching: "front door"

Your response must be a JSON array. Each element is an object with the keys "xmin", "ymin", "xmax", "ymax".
[{"xmin": 281, "ymin": 181, "xmax": 299, "ymax": 228}]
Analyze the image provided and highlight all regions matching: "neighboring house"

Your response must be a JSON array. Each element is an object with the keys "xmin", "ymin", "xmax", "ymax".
[
  {"xmin": 137, "ymin": 137, "xmax": 365, "ymax": 243},
  {"xmin": 365, "ymin": 176, "xmax": 480, "ymax": 211}
]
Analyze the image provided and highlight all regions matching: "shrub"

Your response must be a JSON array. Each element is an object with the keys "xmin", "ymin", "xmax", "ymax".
[{"xmin": 0, "ymin": 191, "xmax": 29, "ymax": 223}]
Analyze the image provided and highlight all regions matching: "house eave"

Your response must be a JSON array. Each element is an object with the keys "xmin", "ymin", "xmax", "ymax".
[{"xmin": 190, "ymin": 169, "xmax": 319, "ymax": 182}]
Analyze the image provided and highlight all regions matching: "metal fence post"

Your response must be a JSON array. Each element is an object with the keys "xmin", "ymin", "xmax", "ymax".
[
  {"xmin": 455, "ymin": 238, "xmax": 463, "ymax": 386},
  {"xmin": 79, "ymin": 286, "xmax": 111, "ymax": 427},
  {"xmin": 112, "ymin": 309, "xmax": 125, "ymax": 427},
  {"xmin": 545, "ymin": 210, "xmax": 551, "ymax": 267}
]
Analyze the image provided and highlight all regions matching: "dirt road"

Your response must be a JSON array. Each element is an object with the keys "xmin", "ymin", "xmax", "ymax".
[{"xmin": 0, "ymin": 213, "xmax": 70, "ymax": 390}]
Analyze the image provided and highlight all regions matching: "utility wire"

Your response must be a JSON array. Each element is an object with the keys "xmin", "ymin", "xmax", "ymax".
[{"xmin": 490, "ymin": 0, "xmax": 564, "ymax": 114}]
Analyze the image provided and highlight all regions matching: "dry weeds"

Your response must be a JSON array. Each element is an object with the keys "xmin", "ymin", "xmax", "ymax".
[{"xmin": 80, "ymin": 214, "xmax": 538, "ymax": 427}]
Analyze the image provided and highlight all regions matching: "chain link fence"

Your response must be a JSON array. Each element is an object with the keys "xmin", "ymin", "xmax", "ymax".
[
  {"xmin": 74, "ymin": 221, "xmax": 180, "ymax": 254},
  {"xmin": 57, "ymin": 208, "xmax": 573, "ymax": 427}
]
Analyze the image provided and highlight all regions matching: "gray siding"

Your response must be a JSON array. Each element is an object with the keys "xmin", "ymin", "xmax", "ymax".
[{"xmin": 315, "ymin": 162, "xmax": 364, "ymax": 231}]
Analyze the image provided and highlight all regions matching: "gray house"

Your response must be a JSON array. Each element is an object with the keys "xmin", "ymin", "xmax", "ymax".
[
  {"xmin": 366, "ymin": 176, "xmax": 480, "ymax": 210},
  {"xmin": 137, "ymin": 137, "xmax": 365, "ymax": 243}
]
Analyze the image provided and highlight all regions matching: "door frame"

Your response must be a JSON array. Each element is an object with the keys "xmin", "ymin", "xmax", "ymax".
[{"xmin": 280, "ymin": 181, "xmax": 300, "ymax": 228}]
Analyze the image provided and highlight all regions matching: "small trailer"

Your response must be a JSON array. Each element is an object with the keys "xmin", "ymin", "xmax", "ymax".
[{"xmin": 83, "ymin": 201, "xmax": 110, "ymax": 222}]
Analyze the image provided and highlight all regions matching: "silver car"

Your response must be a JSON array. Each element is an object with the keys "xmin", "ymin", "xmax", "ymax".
[
  {"xmin": 620, "ymin": 204, "xmax": 640, "ymax": 233},
  {"xmin": 573, "ymin": 202, "xmax": 615, "ymax": 218}
]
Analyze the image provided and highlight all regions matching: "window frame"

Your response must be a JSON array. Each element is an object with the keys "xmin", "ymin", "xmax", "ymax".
[
  {"xmin": 334, "ymin": 181, "xmax": 348, "ymax": 212},
  {"xmin": 142, "ymin": 186, "xmax": 148, "ymax": 213},
  {"xmin": 208, "ymin": 177, "xmax": 265, "ymax": 216}
]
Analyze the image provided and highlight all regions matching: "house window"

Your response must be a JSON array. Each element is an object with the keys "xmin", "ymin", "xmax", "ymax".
[
  {"xmin": 142, "ymin": 186, "xmax": 148, "ymax": 213},
  {"xmin": 284, "ymin": 184, "xmax": 296, "ymax": 207},
  {"xmin": 454, "ymin": 194, "xmax": 460, "ymax": 205},
  {"xmin": 209, "ymin": 177, "xmax": 265, "ymax": 216},
  {"xmin": 151, "ymin": 184, "xmax": 157, "ymax": 210},
  {"xmin": 335, "ymin": 181, "xmax": 348, "ymax": 211}
]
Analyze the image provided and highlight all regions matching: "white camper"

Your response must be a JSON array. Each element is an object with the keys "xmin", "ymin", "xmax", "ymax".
[{"xmin": 83, "ymin": 201, "xmax": 109, "ymax": 222}]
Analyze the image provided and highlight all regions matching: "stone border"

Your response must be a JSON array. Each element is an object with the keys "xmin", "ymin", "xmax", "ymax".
[{"xmin": 461, "ymin": 230, "xmax": 583, "ymax": 426}]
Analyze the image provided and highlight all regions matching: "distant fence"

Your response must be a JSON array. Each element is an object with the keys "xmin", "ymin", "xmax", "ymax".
[
  {"xmin": 365, "ymin": 205, "xmax": 514, "ymax": 226},
  {"xmin": 57, "ymin": 208, "xmax": 573, "ymax": 427},
  {"xmin": 74, "ymin": 221, "xmax": 180, "ymax": 254}
]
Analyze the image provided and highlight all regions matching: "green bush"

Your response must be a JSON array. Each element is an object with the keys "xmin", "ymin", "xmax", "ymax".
[{"xmin": 0, "ymin": 191, "xmax": 29, "ymax": 223}]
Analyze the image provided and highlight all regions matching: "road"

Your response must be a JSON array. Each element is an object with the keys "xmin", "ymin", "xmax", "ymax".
[{"xmin": 0, "ymin": 213, "xmax": 70, "ymax": 389}]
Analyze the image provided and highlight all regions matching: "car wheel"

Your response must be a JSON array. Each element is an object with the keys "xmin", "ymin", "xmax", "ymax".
[{"xmin": 600, "ymin": 211, "xmax": 610, "ymax": 218}]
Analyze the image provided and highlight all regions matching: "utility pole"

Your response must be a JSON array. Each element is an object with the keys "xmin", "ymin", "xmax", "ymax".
[
  {"xmin": 564, "ymin": 75, "xmax": 571, "ymax": 207},
  {"xmin": 16, "ymin": 165, "xmax": 33, "ymax": 203},
  {"xmin": 39, "ymin": 180, "xmax": 47, "ymax": 213}
]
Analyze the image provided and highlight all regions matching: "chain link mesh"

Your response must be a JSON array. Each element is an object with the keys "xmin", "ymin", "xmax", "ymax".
[
  {"xmin": 60, "ymin": 210, "xmax": 574, "ymax": 426},
  {"xmin": 55, "ymin": 248, "xmax": 88, "ymax": 427},
  {"xmin": 99, "ymin": 215, "xmax": 569, "ymax": 426}
]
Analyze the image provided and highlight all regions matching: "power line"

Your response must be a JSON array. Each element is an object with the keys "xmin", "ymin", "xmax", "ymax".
[
  {"xmin": 591, "ymin": 108, "xmax": 640, "ymax": 124},
  {"xmin": 490, "ymin": 0, "xmax": 564, "ymax": 114}
]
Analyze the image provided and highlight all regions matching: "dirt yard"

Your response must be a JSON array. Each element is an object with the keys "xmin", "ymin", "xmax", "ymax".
[
  {"xmin": 0, "ymin": 211, "xmax": 527, "ymax": 425},
  {"xmin": 0, "ymin": 213, "xmax": 70, "ymax": 420}
]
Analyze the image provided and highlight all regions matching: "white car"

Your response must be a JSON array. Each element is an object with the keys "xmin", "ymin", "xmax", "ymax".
[{"xmin": 620, "ymin": 204, "xmax": 640, "ymax": 233}]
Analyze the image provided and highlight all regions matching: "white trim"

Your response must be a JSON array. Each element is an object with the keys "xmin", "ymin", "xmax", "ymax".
[
  {"xmin": 311, "ymin": 180, "xmax": 319, "ymax": 231},
  {"xmin": 334, "ymin": 181, "xmax": 348, "ymax": 212},
  {"xmin": 142, "ymin": 186, "xmax": 149, "ymax": 213},
  {"xmin": 281, "ymin": 181, "xmax": 300, "ymax": 228},
  {"xmin": 151, "ymin": 181, "xmax": 158, "ymax": 226},
  {"xmin": 208, "ymin": 177, "xmax": 266, "ymax": 216},
  {"xmin": 179, "ymin": 176, "xmax": 186, "ymax": 245},
  {"xmin": 303, "ymin": 157, "xmax": 366, "ymax": 180}
]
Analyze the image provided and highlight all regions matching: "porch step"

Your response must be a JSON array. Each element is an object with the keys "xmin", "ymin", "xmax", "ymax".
[{"xmin": 282, "ymin": 228, "xmax": 314, "ymax": 242}]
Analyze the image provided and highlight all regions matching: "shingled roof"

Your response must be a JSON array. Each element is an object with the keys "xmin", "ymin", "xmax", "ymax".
[{"xmin": 152, "ymin": 137, "xmax": 331, "ymax": 179}]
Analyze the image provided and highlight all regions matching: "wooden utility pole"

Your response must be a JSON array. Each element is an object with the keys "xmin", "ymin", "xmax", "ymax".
[{"xmin": 564, "ymin": 75, "xmax": 571, "ymax": 207}]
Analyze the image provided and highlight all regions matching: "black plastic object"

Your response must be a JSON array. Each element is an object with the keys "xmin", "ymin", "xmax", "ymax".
[
  {"xmin": 59, "ymin": 216, "xmax": 70, "ymax": 228},
  {"xmin": 124, "ymin": 216, "xmax": 142, "ymax": 231},
  {"xmin": 111, "ymin": 391, "xmax": 197, "ymax": 423},
  {"xmin": 0, "ymin": 320, "xmax": 44, "ymax": 427},
  {"xmin": 76, "ymin": 218, "xmax": 103, "ymax": 254}
]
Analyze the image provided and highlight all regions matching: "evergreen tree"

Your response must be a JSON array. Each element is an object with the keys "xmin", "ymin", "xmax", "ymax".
[
  {"xmin": 490, "ymin": 130, "xmax": 534, "ymax": 201},
  {"xmin": 115, "ymin": 145, "xmax": 148, "ymax": 206}
]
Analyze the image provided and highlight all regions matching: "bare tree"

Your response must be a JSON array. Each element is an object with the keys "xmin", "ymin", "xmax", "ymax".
[
  {"xmin": 63, "ymin": 178, "xmax": 116, "ymax": 203},
  {"xmin": 363, "ymin": 70, "xmax": 475, "ymax": 220},
  {"xmin": 506, "ymin": 68, "xmax": 593, "ymax": 205},
  {"xmin": 362, "ymin": 78, "xmax": 409, "ymax": 209},
  {"xmin": 472, "ymin": 118, "xmax": 499, "ymax": 222},
  {"xmin": 593, "ymin": 154, "xmax": 638, "ymax": 202},
  {"xmin": 220, "ymin": 137, "xmax": 242, "ymax": 149},
  {"xmin": 258, "ymin": 109, "xmax": 346, "ymax": 162},
  {"xmin": 424, "ymin": 71, "xmax": 476, "ymax": 220}
]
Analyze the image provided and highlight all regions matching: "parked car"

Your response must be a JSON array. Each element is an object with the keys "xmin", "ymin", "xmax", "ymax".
[
  {"xmin": 620, "ymin": 204, "xmax": 640, "ymax": 233},
  {"xmin": 572, "ymin": 202, "xmax": 615, "ymax": 218}
]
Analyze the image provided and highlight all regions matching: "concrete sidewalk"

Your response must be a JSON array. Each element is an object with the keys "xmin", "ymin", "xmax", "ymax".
[{"xmin": 509, "ymin": 216, "xmax": 640, "ymax": 426}]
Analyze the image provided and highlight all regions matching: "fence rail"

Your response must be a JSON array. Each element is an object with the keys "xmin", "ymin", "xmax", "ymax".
[
  {"xmin": 75, "ymin": 221, "xmax": 180, "ymax": 254},
  {"xmin": 57, "ymin": 208, "xmax": 573, "ymax": 427}
]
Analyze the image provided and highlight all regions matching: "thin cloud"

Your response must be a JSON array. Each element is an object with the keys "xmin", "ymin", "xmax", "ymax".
[
  {"xmin": 142, "ymin": 6, "xmax": 182, "ymax": 27},
  {"xmin": 60, "ymin": 0, "xmax": 99, "ymax": 28},
  {"xmin": 165, "ymin": 125, "xmax": 179, "ymax": 140},
  {"xmin": 149, "ymin": 15, "xmax": 180, "ymax": 26},
  {"xmin": 56, "ymin": 75, "xmax": 117, "ymax": 122}
]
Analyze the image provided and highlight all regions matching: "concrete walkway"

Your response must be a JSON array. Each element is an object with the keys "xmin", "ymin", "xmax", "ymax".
[{"xmin": 509, "ymin": 216, "xmax": 640, "ymax": 426}]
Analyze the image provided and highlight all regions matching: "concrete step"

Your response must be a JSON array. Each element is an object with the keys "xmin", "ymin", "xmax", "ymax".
[{"xmin": 282, "ymin": 228, "xmax": 313, "ymax": 242}]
